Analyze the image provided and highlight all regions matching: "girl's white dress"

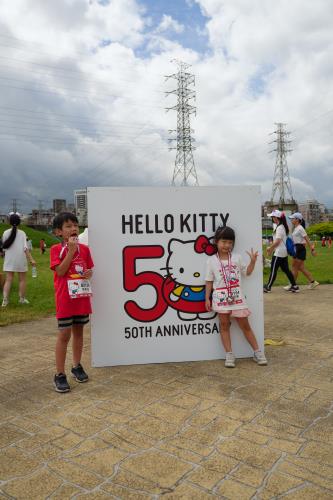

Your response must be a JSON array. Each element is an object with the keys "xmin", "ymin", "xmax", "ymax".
[
  {"xmin": 206, "ymin": 252, "xmax": 248, "ymax": 312},
  {"xmin": 2, "ymin": 229, "xmax": 28, "ymax": 272}
]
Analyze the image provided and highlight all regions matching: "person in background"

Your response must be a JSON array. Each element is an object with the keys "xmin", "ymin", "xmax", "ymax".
[
  {"xmin": 27, "ymin": 237, "xmax": 33, "ymax": 252},
  {"xmin": 78, "ymin": 227, "xmax": 89, "ymax": 246},
  {"xmin": 286, "ymin": 212, "xmax": 319, "ymax": 290},
  {"xmin": 1, "ymin": 213, "xmax": 36, "ymax": 307},
  {"xmin": 263, "ymin": 210, "xmax": 299, "ymax": 293},
  {"xmin": 39, "ymin": 238, "xmax": 46, "ymax": 254}
]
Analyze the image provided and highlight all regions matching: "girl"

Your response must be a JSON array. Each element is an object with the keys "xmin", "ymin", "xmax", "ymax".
[
  {"xmin": 263, "ymin": 210, "xmax": 299, "ymax": 293},
  {"xmin": 286, "ymin": 212, "xmax": 319, "ymax": 290},
  {"xmin": 205, "ymin": 226, "xmax": 267, "ymax": 368},
  {"xmin": 1, "ymin": 213, "xmax": 36, "ymax": 307}
]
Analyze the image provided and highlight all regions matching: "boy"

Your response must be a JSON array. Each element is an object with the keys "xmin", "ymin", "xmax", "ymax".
[{"xmin": 51, "ymin": 213, "xmax": 93, "ymax": 393}]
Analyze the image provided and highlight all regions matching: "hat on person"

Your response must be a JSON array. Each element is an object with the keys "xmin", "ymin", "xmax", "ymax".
[
  {"xmin": 288, "ymin": 212, "xmax": 303, "ymax": 221},
  {"xmin": 267, "ymin": 209, "xmax": 282, "ymax": 218}
]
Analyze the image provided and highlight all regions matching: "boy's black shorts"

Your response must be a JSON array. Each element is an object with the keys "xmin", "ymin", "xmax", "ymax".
[{"xmin": 57, "ymin": 315, "xmax": 89, "ymax": 330}]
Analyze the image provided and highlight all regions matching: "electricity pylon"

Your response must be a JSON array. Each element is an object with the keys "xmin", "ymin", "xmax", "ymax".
[
  {"xmin": 165, "ymin": 60, "xmax": 199, "ymax": 186},
  {"xmin": 270, "ymin": 123, "xmax": 295, "ymax": 204}
]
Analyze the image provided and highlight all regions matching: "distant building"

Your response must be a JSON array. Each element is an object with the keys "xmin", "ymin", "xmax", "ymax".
[
  {"xmin": 67, "ymin": 203, "xmax": 75, "ymax": 213},
  {"xmin": 28, "ymin": 209, "xmax": 54, "ymax": 227},
  {"xmin": 0, "ymin": 213, "xmax": 8, "ymax": 223},
  {"xmin": 74, "ymin": 188, "xmax": 88, "ymax": 226},
  {"xmin": 298, "ymin": 200, "xmax": 322, "ymax": 226},
  {"xmin": 263, "ymin": 200, "xmax": 298, "ymax": 217},
  {"xmin": 326, "ymin": 209, "xmax": 333, "ymax": 222},
  {"xmin": 53, "ymin": 199, "xmax": 66, "ymax": 214}
]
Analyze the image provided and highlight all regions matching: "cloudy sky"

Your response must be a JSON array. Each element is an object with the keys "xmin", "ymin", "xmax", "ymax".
[{"xmin": 1, "ymin": 0, "xmax": 333, "ymax": 213}]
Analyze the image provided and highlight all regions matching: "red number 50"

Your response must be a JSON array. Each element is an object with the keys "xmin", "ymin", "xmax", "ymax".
[{"xmin": 123, "ymin": 245, "xmax": 168, "ymax": 322}]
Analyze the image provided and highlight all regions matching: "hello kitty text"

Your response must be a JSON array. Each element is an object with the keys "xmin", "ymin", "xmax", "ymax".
[{"xmin": 121, "ymin": 212, "xmax": 229, "ymax": 235}]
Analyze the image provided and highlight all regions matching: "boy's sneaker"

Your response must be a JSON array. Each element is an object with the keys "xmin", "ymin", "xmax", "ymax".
[
  {"xmin": 54, "ymin": 373, "xmax": 70, "ymax": 393},
  {"xmin": 19, "ymin": 297, "xmax": 30, "ymax": 304},
  {"xmin": 1, "ymin": 297, "xmax": 8, "ymax": 307},
  {"xmin": 283, "ymin": 285, "xmax": 292, "ymax": 291},
  {"xmin": 307, "ymin": 280, "xmax": 319, "ymax": 290},
  {"xmin": 289, "ymin": 285, "xmax": 300, "ymax": 293},
  {"xmin": 253, "ymin": 351, "xmax": 268, "ymax": 366},
  {"xmin": 225, "ymin": 352, "xmax": 236, "ymax": 368},
  {"xmin": 71, "ymin": 363, "xmax": 89, "ymax": 383},
  {"xmin": 263, "ymin": 285, "xmax": 271, "ymax": 293}
]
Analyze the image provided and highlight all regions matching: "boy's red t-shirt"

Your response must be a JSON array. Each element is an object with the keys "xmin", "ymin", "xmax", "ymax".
[{"xmin": 50, "ymin": 242, "xmax": 94, "ymax": 319}]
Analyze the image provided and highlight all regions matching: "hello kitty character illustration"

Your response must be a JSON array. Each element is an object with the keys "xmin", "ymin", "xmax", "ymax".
[
  {"xmin": 69, "ymin": 264, "xmax": 84, "ymax": 279},
  {"xmin": 162, "ymin": 235, "xmax": 217, "ymax": 321},
  {"xmin": 75, "ymin": 264, "xmax": 84, "ymax": 276}
]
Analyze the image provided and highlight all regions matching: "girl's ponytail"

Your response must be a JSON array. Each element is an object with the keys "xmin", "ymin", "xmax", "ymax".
[
  {"xmin": 278, "ymin": 213, "xmax": 289, "ymax": 235},
  {"xmin": 3, "ymin": 213, "xmax": 21, "ymax": 249}
]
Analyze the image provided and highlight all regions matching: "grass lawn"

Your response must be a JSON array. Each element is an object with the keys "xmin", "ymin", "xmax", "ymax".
[
  {"xmin": 0, "ymin": 224, "xmax": 59, "ymax": 327},
  {"xmin": 0, "ymin": 249, "xmax": 55, "ymax": 327},
  {"xmin": 0, "ymin": 223, "xmax": 59, "ymax": 249},
  {"xmin": 0, "ymin": 230, "xmax": 332, "ymax": 327},
  {"xmin": 263, "ymin": 244, "xmax": 332, "ymax": 286}
]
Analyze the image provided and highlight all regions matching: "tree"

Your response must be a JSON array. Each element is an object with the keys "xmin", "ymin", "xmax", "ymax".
[{"xmin": 307, "ymin": 222, "xmax": 333, "ymax": 238}]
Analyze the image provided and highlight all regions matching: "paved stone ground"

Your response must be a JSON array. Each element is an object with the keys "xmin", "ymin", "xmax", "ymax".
[{"xmin": 0, "ymin": 285, "xmax": 332, "ymax": 499}]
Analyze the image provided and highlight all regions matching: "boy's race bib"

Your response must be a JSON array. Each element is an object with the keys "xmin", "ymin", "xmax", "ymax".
[{"xmin": 67, "ymin": 278, "xmax": 92, "ymax": 299}]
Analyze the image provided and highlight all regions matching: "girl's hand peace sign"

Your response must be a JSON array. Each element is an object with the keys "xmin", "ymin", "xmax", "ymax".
[{"xmin": 246, "ymin": 248, "xmax": 258, "ymax": 263}]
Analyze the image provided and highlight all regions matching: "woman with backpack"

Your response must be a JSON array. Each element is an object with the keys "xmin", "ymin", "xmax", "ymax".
[
  {"xmin": 285, "ymin": 212, "xmax": 319, "ymax": 290},
  {"xmin": 1, "ymin": 213, "xmax": 36, "ymax": 307},
  {"xmin": 263, "ymin": 210, "xmax": 299, "ymax": 293}
]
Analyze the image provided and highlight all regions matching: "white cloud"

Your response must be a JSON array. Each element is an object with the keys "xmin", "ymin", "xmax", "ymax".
[
  {"xmin": 0, "ymin": 0, "xmax": 332, "ymax": 213},
  {"xmin": 155, "ymin": 14, "xmax": 185, "ymax": 34}
]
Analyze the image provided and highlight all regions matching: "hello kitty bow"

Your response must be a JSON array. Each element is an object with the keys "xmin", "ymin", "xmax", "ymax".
[{"xmin": 194, "ymin": 235, "xmax": 215, "ymax": 255}]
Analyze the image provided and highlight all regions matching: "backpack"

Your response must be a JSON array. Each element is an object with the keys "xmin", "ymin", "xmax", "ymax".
[{"xmin": 285, "ymin": 236, "xmax": 296, "ymax": 257}]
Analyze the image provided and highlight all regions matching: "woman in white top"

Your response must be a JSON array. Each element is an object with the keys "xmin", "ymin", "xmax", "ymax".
[
  {"xmin": 1, "ymin": 213, "xmax": 36, "ymax": 307},
  {"xmin": 264, "ymin": 210, "xmax": 299, "ymax": 293},
  {"xmin": 288, "ymin": 212, "xmax": 319, "ymax": 290}
]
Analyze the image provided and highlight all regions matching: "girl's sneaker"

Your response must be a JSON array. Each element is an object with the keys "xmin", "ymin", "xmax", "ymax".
[
  {"xmin": 225, "ymin": 352, "xmax": 236, "ymax": 368},
  {"xmin": 54, "ymin": 373, "xmax": 70, "ymax": 393},
  {"xmin": 1, "ymin": 297, "xmax": 8, "ymax": 307},
  {"xmin": 307, "ymin": 280, "xmax": 319, "ymax": 290},
  {"xmin": 263, "ymin": 285, "xmax": 271, "ymax": 293},
  {"xmin": 253, "ymin": 351, "xmax": 268, "ymax": 366},
  {"xmin": 289, "ymin": 286, "xmax": 300, "ymax": 293},
  {"xmin": 71, "ymin": 363, "xmax": 89, "ymax": 383},
  {"xmin": 19, "ymin": 297, "xmax": 30, "ymax": 304}
]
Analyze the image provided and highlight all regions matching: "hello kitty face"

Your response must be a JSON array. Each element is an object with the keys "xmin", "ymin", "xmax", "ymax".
[
  {"xmin": 75, "ymin": 264, "xmax": 84, "ymax": 275},
  {"xmin": 166, "ymin": 238, "xmax": 207, "ymax": 287}
]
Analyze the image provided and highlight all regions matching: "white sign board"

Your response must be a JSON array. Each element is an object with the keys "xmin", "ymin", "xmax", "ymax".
[{"xmin": 88, "ymin": 186, "xmax": 264, "ymax": 367}]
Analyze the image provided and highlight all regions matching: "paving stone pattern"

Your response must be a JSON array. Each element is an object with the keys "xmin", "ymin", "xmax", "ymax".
[{"xmin": 0, "ymin": 285, "xmax": 332, "ymax": 499}]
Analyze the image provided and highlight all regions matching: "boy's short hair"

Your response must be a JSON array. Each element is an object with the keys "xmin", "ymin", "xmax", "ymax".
[{"xmin": 52, "ymin": 212, "xmax": 78, "ymax": 230}]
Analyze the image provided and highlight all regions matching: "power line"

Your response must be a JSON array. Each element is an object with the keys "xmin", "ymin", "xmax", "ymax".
[
  {"xmin": 0, "ymin": 56, "xmax": 166, "ymax": 92},
  {"xmin": 0, "ymin": 105, "xmax": 166, "ymax": 128},
  {"xmin": 0, "ymin": 76, "xmax": 163, "ymax": 106},
  {"xmin": 0, "ymin": 34, "xmax": 176, "ymax": 78}
]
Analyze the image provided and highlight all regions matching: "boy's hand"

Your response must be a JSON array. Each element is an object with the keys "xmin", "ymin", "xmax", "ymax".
[
  {"xmin": 68, "ymin": 236, "xmax": 78, "ymax": 253},
  {"xmin": 83, "ymin": 269, "xmax": 93, "ymax": 279},
  {"xmin": 205, "ymin": 298, "xmax": 211, "ymax": 312},
  {"xmin": 246, "ymin": 248, "xmax": 259, "ymax": 262}
]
